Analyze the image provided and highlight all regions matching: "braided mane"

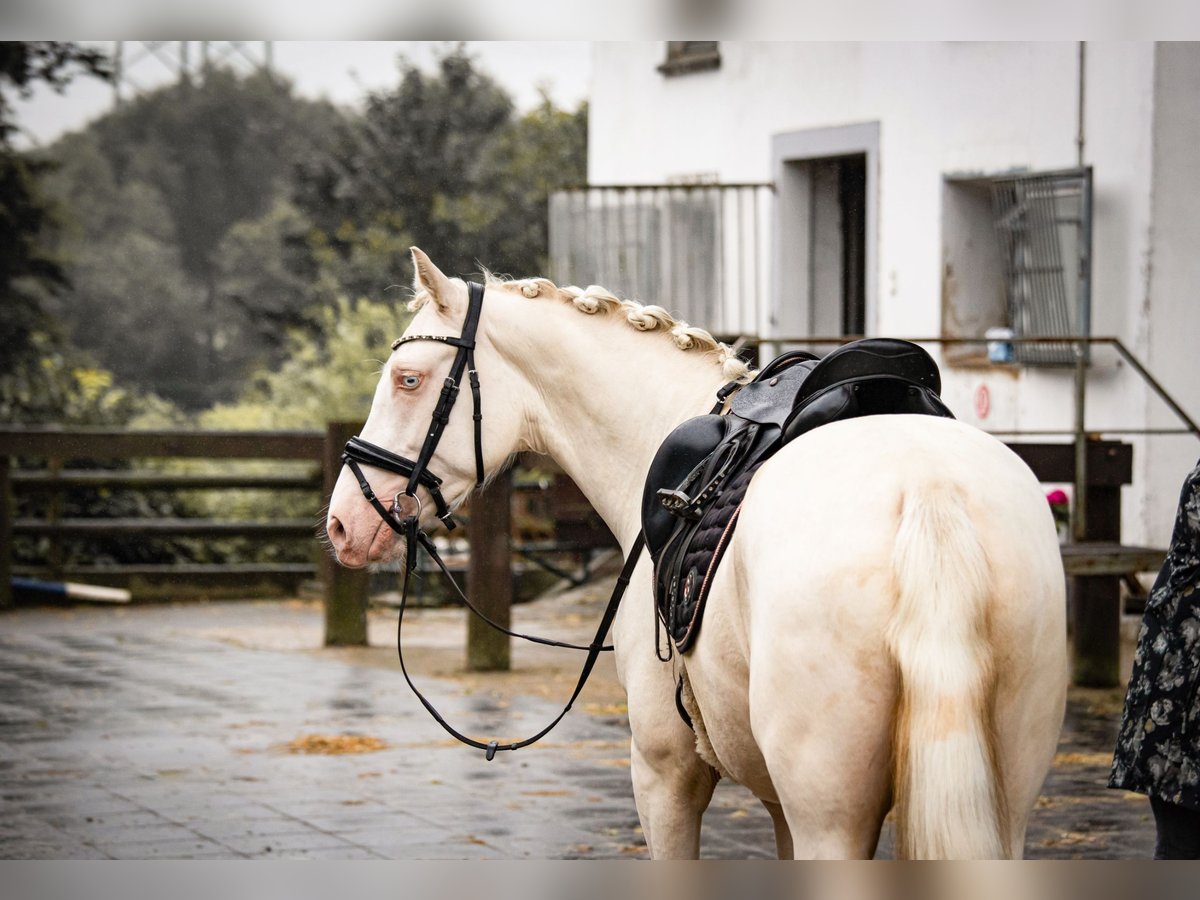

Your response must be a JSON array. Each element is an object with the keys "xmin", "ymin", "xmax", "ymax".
[{"xmin": 481, "ymin": 275, "xmax": 753, "ymax": 383}]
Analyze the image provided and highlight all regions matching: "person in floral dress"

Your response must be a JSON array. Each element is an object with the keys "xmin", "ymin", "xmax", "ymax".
[{"xmin": 1110, "ymin": 458, "xmax": 1200, "ymax": 858}]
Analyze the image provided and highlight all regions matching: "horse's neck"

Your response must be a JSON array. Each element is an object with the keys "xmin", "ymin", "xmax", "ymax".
[{"xmin": 494, "ymin": 301, "xmax": 727, "ymax": 551}]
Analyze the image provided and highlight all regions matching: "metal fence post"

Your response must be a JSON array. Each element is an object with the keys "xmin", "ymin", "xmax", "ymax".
[
  {"xmin": 323, "ymin": 421, "xmax": 369, "ymax": 646},
  {"xmin": 466, "ymin": 470, "xmax": 512, "ymax": 671}
]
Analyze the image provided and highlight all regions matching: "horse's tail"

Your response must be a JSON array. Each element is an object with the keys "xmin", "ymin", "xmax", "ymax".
[{"xmin": 887, "ymin": 482, "xmax": 1008, "ymax": 859}]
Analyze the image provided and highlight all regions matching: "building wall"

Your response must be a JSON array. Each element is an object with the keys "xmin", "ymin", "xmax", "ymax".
[
  {"xmin": 1143, "ymin": 43, "xmax": 1200, "ymax": 540},
  {"xmin": 587, "ymin": 41, "xmax": 1196, "ymax": 545}
]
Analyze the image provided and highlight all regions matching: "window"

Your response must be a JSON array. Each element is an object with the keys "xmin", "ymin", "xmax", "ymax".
[
  {"xmin": 658, "ymin": 42, "xmax": 721, "ymax": 76},
  {"xmin": 942, "ymin": 168, "xmax": 1092, "ymax": 366}
]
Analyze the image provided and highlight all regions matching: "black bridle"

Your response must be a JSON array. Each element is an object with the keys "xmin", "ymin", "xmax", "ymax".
[
  {"xmin": 338, "ymin": 281, "xmax": 644, "ymax": 760},
  {"xmin": 342, "ymin": 281, "xmax": 487, "ymax": 534}
]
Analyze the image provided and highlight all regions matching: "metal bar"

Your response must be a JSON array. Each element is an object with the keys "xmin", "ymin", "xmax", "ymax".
[
  {"xmin": 983, "ymin": 429, "xmax": 1194, "ymax": 437},
  {"xmin": 1073, "ymin": 341, "xmax": 1089, "ymax": 542},
  {"xmin": 1111, "ymin": 340, "xmax": 1200, "ymax": 438},
  {"xmin": 1079, "ymin": 168, "xmax": 1094, "ymax": 362},
  {"xmin": 562, "ymin": 182, "xmax": 775, "ymax": 191}
]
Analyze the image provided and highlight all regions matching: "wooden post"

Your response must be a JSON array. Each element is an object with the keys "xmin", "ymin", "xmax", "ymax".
[
  {"xmin": 1070, "ymin": 442, "xmax": 1125, "ymax": 687},
  {"xmin": 323, "ymin": 421, "xmax": 369, "ymax": 646},
  {"xmin": 0, "ymin": 455, "xmax": 12, "ymax": 609},
  {"xmin": 47, "ymin": 457, "xmax": 63, "ymax": 583},
  {"xmin": 1007, "ymin": 440, "xmax": 1133, "ymax": 688},
  {"xmin": 466, "ymin": 470, "xmax": 512, "ymax": 671}
]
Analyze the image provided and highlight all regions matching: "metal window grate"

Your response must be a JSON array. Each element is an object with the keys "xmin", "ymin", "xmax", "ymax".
[
  {"xmin": 548, "ymin": 184, "xmax": 772, "ymax": 338},
  {"xmin": 989, "ymin": 168, "xmax": 1092, "ymax": 365}
]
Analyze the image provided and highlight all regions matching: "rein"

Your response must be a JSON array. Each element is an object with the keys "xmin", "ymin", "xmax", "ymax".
[{"xmin": 339, "ymin": 281, "xmax": 646, "ymax": 760}]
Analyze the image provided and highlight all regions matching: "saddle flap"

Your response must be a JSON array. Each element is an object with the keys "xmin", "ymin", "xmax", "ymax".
[
  {"xmin": 729, "ymin": 356, "xmax": 819, "ymax": 427},
  {"xmin": 642, "ymin": 414, "xmax": 730, "ymax": 557}
]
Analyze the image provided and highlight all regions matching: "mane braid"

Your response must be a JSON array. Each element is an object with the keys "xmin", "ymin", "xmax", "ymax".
[{"xmin": 488, "ymin": 274, "xmax": 753, "ymax": 384}]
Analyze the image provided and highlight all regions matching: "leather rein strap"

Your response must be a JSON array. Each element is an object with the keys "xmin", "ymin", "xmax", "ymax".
[{"xmin": 338, "ymin": 280, "xmax": 644, "ymax": 760}]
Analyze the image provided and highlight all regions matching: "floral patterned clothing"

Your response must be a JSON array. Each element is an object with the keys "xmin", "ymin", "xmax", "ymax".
[{"xmin": 1110, "ymin": 459, "xmax": 1200, "ymax": 809}]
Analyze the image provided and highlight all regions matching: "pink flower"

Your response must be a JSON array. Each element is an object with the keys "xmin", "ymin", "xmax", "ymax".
[{"xmin": 1046, "ymin": 489, "xmax": 1069, "ymax": 506}]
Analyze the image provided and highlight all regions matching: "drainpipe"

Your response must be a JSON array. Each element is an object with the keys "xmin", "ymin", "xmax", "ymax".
[{"xmin": 1072, "ymin": 41, "xmax": 1089, "ymax": 543}]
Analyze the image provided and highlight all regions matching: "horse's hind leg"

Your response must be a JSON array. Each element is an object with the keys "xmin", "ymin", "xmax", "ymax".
[{"xmin": 762, "ymin": 799, "xmax": 793, "ymax": 859}]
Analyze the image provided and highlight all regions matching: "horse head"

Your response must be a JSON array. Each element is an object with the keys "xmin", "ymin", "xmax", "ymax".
[{"xmin": 325, "ymin": 248, "xmax": 531, "ymax": 567}]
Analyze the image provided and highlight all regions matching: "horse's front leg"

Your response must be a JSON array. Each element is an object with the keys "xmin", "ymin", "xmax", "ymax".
[
  {"xmin": 627, "ymin": 678, "xmax": 718, "ymax": 858},
  {"xmin": 614, "ymin": 570, "xmax": 716, "ymax": 857}
]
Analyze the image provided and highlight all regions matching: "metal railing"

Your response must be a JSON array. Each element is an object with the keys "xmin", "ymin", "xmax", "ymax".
[
  {"xmin": 549, "ymin": 183, "xmax": 774, "ymax": 337},
  {"xmin": 758, "ymin": 334, "xmax": 1198, "ymax": 544}
]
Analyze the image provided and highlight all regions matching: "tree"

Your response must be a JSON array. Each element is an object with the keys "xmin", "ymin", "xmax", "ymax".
[
  {"xmin": 0, "ymin": 42, "xmax": 112, "ymax": 381},
  {"xmin": 38, "ymin": 67, "xmax": 344, "ymax": 408},
  {"xmin": 293, "ymin": 45, "xmax": 516, "ymax": 283},
  {"xmin": 467, "ymin": 94, "xmax": 588, "ymax": 276},
  {"xmin": 293, "ymin": 47, "xmax": 587, "ymax": 291}
]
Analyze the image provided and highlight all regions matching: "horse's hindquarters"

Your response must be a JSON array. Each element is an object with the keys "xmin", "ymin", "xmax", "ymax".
[{"xmin": 685, "ymin": 416, "xmax": 1067, "ymax": 858}]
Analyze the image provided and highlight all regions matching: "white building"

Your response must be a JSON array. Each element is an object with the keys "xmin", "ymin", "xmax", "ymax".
[{"xmin": 554, "ymin": 41, "xmax": 1200, "ymax": 548}]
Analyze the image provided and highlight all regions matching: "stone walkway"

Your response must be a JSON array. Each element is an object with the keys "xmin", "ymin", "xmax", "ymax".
[{"xmin": 0, "ymin": 579, "xmax": 1155, "ymax": 859}]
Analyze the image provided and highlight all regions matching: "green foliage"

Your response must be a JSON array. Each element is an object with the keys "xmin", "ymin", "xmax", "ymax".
[
  {"xmin": 201, "ymin": 295, "xmax": 410, "ymax": 431},
  {"xmin": 13, "ymin": 43, "xmax": 586, "ymax": 421},
  {"xmin": 0, "ymin": 42, "xmax": 111, "ymax": 143},
  {"xmin": 36, "ymin": 68, "xmax": 345, "ymax": 409},
  {"xmin": 470, "ymin": 94, "xmax": 588, "ymax": 275},
  {"xmin": 293, "ymin": 45, "xmax": 586, "ymax": 285},
  {"xmin": 0, "ymin": 42, "xmax": 113, "ymax": 382},
  {"xmin": 184, "ymin": 295, "xmax": 407, "ymax": 532}
]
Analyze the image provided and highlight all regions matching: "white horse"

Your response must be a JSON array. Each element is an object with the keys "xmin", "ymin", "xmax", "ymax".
[{"xmin": 326, "ymin": 248, "xmax": 1068, "ymax": 859}]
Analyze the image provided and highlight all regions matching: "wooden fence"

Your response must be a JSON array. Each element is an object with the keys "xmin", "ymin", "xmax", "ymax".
[
  {"xmin": 1, "ymin": 425, "xmax": 325, "ymax": 592},
  {"xmin": 0, "ymin": 425, "xmax": 1163, "ymax": 686},
  {"xmin": 0, "ymin": 423, "xmax": 612, "ymax": 657}
]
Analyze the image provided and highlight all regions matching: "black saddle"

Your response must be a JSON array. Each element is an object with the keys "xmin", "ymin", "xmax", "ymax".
[{"xmin": 642, "ymin": 338, "xmax": 954, "ymax": 652}]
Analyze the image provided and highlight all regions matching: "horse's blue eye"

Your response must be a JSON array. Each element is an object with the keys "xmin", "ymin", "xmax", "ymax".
[{"xmin": 399, "ymin": 374, "xmax": 421, "ymax": 390}]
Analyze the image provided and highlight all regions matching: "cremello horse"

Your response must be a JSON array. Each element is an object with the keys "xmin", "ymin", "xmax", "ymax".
[{"xmin": 326, "ymin": 249, "xmax": 1068, "ymax": 859}]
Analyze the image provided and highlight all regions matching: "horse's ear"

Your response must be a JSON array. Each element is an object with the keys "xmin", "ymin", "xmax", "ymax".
[{"xmin": 411, "ymin": 247, "xmax": 457, "ymax": 314}]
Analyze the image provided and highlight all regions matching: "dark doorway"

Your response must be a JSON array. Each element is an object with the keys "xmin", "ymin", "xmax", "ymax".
[{"xmin": 838, "ymin": 155, "xmax": 867, "ymax": 336}]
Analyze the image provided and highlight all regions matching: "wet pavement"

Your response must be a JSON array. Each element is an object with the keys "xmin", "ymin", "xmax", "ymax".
[{"xmin": 0, "ymin": 573, "xmax": 1156, "ymax": 859}]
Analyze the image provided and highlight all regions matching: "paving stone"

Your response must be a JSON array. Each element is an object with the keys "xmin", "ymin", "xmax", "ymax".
[
  {"xmin": 0, "ymin": 599, "xmax": 1159, "ymax": 859},
  {"xmin": 87, "ymin": 837, "xmax": 232, "ymax": 859}
]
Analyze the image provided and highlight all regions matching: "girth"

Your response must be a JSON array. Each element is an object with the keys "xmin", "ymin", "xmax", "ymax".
[{"xmin": 643, "ymin": 338, "xmax": 955, "ymax": 654}]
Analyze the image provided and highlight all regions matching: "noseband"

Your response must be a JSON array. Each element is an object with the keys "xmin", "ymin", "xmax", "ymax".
[
  {"xmin": 341, "ymin": 281, "xmax": 486, "ymax": 534},
  {"xmin": 336, "ymin": 280, "xmax": 642, "ymax": 761}
]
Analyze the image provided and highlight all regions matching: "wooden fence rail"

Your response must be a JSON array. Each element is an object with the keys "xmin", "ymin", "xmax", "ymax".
[
  {"xmin": 0, "ymin": 424, "xmax": 358, "ymax": 634},
  {"xmin": 0, "ymin": 426, "xmax": 1162, "ymax": 685},
  {"xmin": 0, "ymin": 424, "xmax": 612, "ymax": 664}
]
